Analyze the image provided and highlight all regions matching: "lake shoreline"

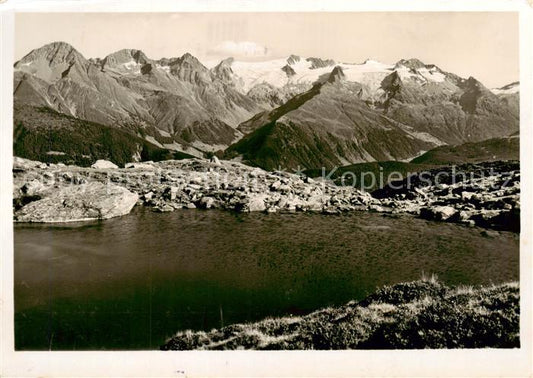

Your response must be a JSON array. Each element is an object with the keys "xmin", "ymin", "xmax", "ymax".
[{"xmin": 13, "ymin": 157, "xmax": 520, "ymax": 232}]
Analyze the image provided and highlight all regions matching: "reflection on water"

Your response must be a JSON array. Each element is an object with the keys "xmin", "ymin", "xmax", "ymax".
[{"xmin": 14, "ymin": 208, "xmax": 519, "ymax": 350}]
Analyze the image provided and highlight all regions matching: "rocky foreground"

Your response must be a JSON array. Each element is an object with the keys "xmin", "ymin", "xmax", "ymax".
[
  {"xmin": 13, "ymin": 157, "xmax": 375, "ymax": 222},
  {"xmin": 373, "ymin": 161, "xmax": 520, "ymax": 232},
  {"xmin": 13, "ymin": 157, "xmax": 519, "ymax": 231},
  {"xmin": 161, "ymin": 279, "xmax": 519, "ymax": 350}
]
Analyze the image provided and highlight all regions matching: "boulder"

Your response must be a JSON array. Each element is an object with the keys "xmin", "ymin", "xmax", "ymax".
[
  {"xmin": 163, "ymin": 186, "xmax": 180, "ymax": 200},
  {"xmin": 14, "ymin": 182, "xmax": 138, "ymax": 223},
  {"xmin": 91, "ymin": 159, "xmax": 118, "ymax": 169},
  {"xmin": 210, "ymin": 156, "xmax": 221, "ymax": 165},
  {"xmin": 21, "ymin": 179, "xmax": 44, "ymax": 196},
  {"xmin": 155, "ymin": 204, "xmax": 175, "ymax": 213},
  {"xmin": 13, "ymin": 157, "xmax": 42, "ymax": 172},
  {"xmin": 199, "ymin": 196, "xmax": 216, "ymax": 209},
  {"xmin": 420, "ymin": 205, "xmax": 457, "ymax": 221},
  {"xmin": 189, "ymin": 176, "xmax": 203, "ymax": 185},
  {"xmin": 461, "ymin": 191, "xmax": 476, "ymax": 201},
  {"xmin": 306, "ymin": 195, "xmax": 326, "ymax": 211},
  {"xmin": 245, "ymin": 194, "xmax": 267, "ymax": 212},
  {"xmin": 125, "ymin": 162, "xmax": 155, "ymax": 169}
]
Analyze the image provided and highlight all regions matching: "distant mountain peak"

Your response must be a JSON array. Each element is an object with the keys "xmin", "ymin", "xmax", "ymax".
[
  {"xmin": 395, "ymin": 58, "xmax": 427, "ymax": 70},
  {"xmin": 462, "ymin": 76, "xmax": 486, "ymax": 89},
  {"xmin": 327, "ymin": 66, "xmax": 345, "ymax": 83},
  {"xmin": 282, "ymin": 64, "xmax": 296, "ymax": 77},
  {"xmin": 178, "ymin": 52, "xmax": 200, "ymax": 63},
  {"xmin": 14, "ymin": 41, "xmax": 88, "ymax": 83},
  {"xmin": 492, "ymin": 81, "xmax": 519, "ymax": 95},
  {"xmin": 287, "ymin": 54, "xmax": 301, "ymax": 65},
  {"xmin": 306, "ymin": 57, "xmax": 336, "ymax": 69},
  {"xmin": 17, "ymin": 41, "xmax": 85, "ymax": 65},
  {"xmin": 219, "ymin": 57, "xmax": 235, "ymax": 65},
  {"xmin": 102, "ymin": 49, "xmax": 150, "ymax": 70},
  {"xmin": 212, "ymin": 57, "xmax": 235, "ymax": 72},
  {"xmin": 212, "ymin": 57, "xmax": 236, "ymax": 83},
  {"xmin": 458, "ymin": 76, "xmax": 494, "ymax": 113},
  {"xmin": 170, "ymin": 52, "xmax": 211, "ymax": 83},
  {"xmin": 42, "ymin": 41, "xmax": 77, "ymax": 51},
  {"xmin": 174, "ymin": 53, "xmax": 208, "ymax": 70},
  {"xmin": 500, "ymin": 81, "xmax": 519, "ymax": 90}
]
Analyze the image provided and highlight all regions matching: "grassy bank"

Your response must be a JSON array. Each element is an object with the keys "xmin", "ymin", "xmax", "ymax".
[{"xmin": 161, "ymin": 278, "xmax": 519, "ymax": 350}]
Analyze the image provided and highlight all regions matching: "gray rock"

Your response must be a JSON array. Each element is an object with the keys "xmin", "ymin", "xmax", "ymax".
[
  {"xmin": 245, "ymin": 194, "xmax": 267, "ymax": 212},
  {"xmin": 14, "ymin": 182, "xmax": 138, "ymax": 222},
  {"xmin": 368, "ymin": 204, "xmax": 386, "ymax": 212},
  {"xmin": 189, "ymin": 176, "xmax": 203, "ymax": 185},
  {"xmin": 420, "ymin": 206, "xmax": 457, "ymax": 221},
  {"xmin": 199, "ymin": 196, "xmax": 216, "ymax": 209},
  {"xmin": 270, "ymin": 181, "xmax": 282, "ymax": 191},
  {"xmin": 125, "ymin": 162, "xmax": 155, "ymax": 169},
  {"xmin": 461, "ymin": 191, "xmax": 476, "ymax": 201},
  {"xmin": 91, "ymin": 159, "xmax": 118, "ymax": 169},
  {"xmin": 21, "ymin": 179, "xmax": 44, "ymax": 196},
  {"xmin": 155, "ymin": 204, "xmax": 175, "ymax": 213},
  {"xmin": 164, "ymin": 186, "xmax": 180, "ymax": 200}
]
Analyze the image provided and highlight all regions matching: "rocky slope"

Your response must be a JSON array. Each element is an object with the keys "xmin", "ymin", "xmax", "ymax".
[
  {"xmin": 225, "ymin": 64, "xmax": 518, "ymax": 169},
  {"xmin": 161, "ymin": 279, "xmax": 519, "ymax": 350},
  {"xmin": 13, "ymin": 157, "xmax": 520, "ymax": 232},
  {"xmin": 225, "ymin": 69, "xmax": 441, "ymax": 170},
  {"xmin": 411, "ymin": 135, "xmax": 519, "ymax": 165},
  {"xmin": 492, "ymin": 81, "xmax": 519, "ymax": 115},
  {"xmin": 12, "ymin": 157, "xmax": 377, "ymax": 222},
  {"xmin": 378, "ymin": 62, "xmax": 519, "ymax": 145},
  {"xmin": 13, "ymin": 104, "xmax": 194, "ymax": 167},
  {"xmin": 372, "ymin": 161, "xmax": 520, "ymax": 232}
]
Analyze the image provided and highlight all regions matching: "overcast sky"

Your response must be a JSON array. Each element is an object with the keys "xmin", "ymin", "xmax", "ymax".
[{"xmin": 15, "ymin": 12, "xmax": 518, "ymax": 88}]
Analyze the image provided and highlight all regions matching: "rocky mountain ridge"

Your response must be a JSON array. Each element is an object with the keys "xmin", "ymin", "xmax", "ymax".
[
  {"xmin": 14, "ymin": 42, "xmax": 519, "ymax": 170},
  {"xmin": 14, "ymin": 42, "xmax": 262, "ymax": 156}
]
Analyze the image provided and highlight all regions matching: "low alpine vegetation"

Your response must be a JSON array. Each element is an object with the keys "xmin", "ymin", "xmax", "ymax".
[{"xmin": 161, "ymin": 279, "xmax": 519, "ymax": 350}]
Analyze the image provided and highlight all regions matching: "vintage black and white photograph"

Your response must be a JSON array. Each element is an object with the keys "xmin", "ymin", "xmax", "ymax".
[{"xmin": 5, "ymin": 7, "xmax": 526, "ymax": 361}]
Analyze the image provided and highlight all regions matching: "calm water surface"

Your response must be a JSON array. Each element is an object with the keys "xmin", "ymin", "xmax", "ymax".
[{"xmin": 14, "ymin": 208, "xmax": 519, "ymax": 350}]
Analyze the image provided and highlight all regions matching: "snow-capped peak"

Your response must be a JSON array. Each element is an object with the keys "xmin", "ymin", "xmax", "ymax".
[
  {"xmin": 218, "ymin": 56, "xmax": 393, "ymax": 93},
  {"xmin": 491, "ymin": 81, "xmax": 519, "ymax": 95}
]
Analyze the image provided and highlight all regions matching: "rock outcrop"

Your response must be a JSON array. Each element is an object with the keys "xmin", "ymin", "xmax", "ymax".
[
  {"xmin": 12, "ymin": 157, "xmax": 376, "ymax": 222},
  {"xmin": 14, "ymin": 42, "xmax": 519, "ymax": 170},
  {"xmin": 14, "ymin": 42, "xmax": 263, "ymax": 154},
  {"xmin": 371, "ymin": 161, "xmax": 520, "ymax": 231},
  {"xmin": 13, "ymin": 157, "xmax": 520, "ymax": 231},
  {"xmin": 227, "ymin": 79, "xmax": 440, "ymax": 170},
  {"xmin": 14, "ymin": 181, "xmax": 138, "ymax": 223}
]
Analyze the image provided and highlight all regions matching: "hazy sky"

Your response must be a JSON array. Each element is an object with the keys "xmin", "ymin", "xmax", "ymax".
[{"xmin": 15, "ymin": 12, "xmax": 518, "ymax": 87}]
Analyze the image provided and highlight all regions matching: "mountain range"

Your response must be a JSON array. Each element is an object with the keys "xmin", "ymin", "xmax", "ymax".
[{"xmin": 14, "ymin": 41, "xmax": 519, "ymax": 169}]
